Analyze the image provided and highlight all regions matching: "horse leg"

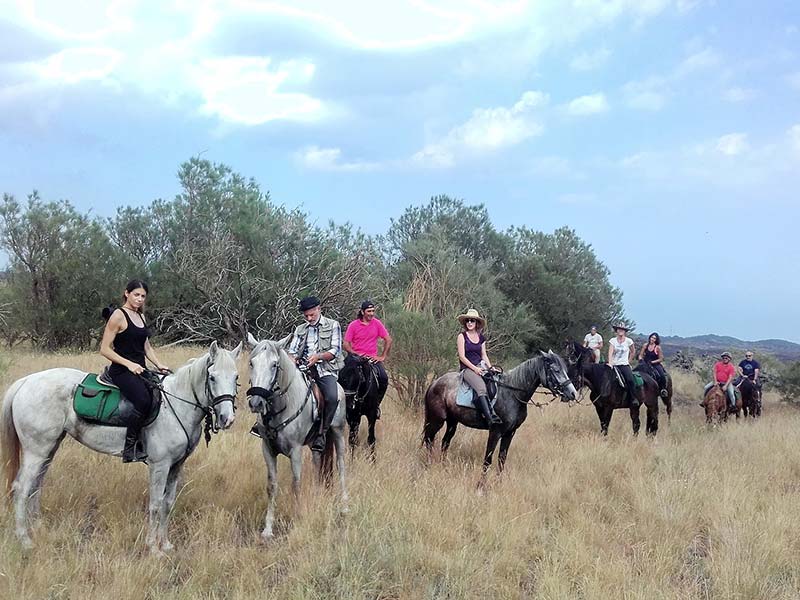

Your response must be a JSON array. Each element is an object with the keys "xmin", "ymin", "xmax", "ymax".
[
  {"xmin": 597, "ymin": 405, "xmax": 613, "ymax": 436},
  {"xmin": 423, "ymin": 417, "xmax": 444, "ymax": 462},
  {"xmin": 332, "ymin": 428, "xmax": 349, "ymax": 514},
  {"xmin": 630, "ymin": 405, "xmax": 641, "ymax": 436},
  {"xmin": 366, "ymin": 414, "xmax": 377, "ymax": 462},
  {"xmin": 347, "ymin": 407, "xmax": 360, "ymax": 453},
  {"xmin": 158, "ymin": 461, "xmax": 184, "ymax": 552},
  {"xmin": 645, "ymin": 400, "xmax": 659, "ymax": 437},
  {"xmin": 146, "ymin": 462, "xmax": 171, "ymax": 554},
  {"xmin": 28, "ymin": 432, "xmax": 66, "ymax": 521},
  {"xmin": 497, "ymin": 430, "xmax": 518, "ymax": 474},
  {"xmin": 478, "ymin": 430, "xmax": 502, "ymax": 491},
  {"xmin": 13, "ymin": 452, "xmax": 51, "ymax": 549},
  {"xmin": 440, "ymin": 419, "xmax": 458, "ymax": 459},
  {"xmin": 260, "ymin": 445, "xmax": 279, "ymax": 542}
]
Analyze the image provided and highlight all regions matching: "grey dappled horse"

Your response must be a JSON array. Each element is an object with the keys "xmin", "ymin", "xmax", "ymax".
[
  {"xmin": 423, "ymin": 351, "xmax": 578, "ymax": 477},
  {"xmin": 246, "ymin": 334, "xmax": 348, "ymax": 542},
  {"xmin": 1, "ymin": 341, "xmax": 242, "ymax": 552}
]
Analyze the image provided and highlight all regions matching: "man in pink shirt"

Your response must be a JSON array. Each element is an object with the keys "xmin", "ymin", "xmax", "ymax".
[
  {"xmin": 343, "ymin": 300, "xmax": 393, "ymax": 412},
  {"xmin": 703, "ymin": 351, "xmax": 737, "ymax": 408}
]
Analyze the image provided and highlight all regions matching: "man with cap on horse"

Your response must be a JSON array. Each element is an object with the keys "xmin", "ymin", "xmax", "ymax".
[
  {"xmin": 343, "ymin": 300, "xmax": 393, "ymax": 416},
  {"xmin": 287, "ymin": 296, "xmax": 344, "ymax": 452},
  {"xmin": 703, "ymin": 351, "xmax": 737, "ymax": 409}
]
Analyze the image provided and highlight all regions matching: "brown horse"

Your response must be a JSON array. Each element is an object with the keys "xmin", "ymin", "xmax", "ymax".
[
  {"xmin": 422, "ymin": 351, "xmax": 577, "ymax": 475},
  {"xmin": 702, "ymin": 384, "xmax": 741, "ymax": 424}
]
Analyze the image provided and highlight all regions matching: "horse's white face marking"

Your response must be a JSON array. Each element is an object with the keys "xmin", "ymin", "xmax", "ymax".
[{"xmin": 247, "ymin": 341, "xmax": 281, "ymax": 413}]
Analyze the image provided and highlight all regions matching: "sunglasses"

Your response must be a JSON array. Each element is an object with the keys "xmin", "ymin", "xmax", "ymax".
[{"xmin": 465, "ymin": 318, "xmax": 476, "ymax": 323}]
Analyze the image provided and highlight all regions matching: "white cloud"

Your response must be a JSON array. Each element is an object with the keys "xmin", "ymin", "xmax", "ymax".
[
  {"xmin": 723, "ymin": 87, "xmax": 757, "ymax": 103},
  {"xmin": 294, "ymin": 146, "xmax": 380, "ymax": 171},
  {"xmin": 787, "ymin": 72, "xmax": 800, "ymax": 91},
  {"xmin": 675, "ymin": 47, "xmax": 721, "ymax": 77},
  {"xmin": 35, "ymin": 46, "xmax": 122, "ymax": 83},
  {"xmin": 13, "ymin": 0, "xmax": 136, "ymax": 42},
  {"xmin": 569, "ymin": 47, "xmax": 611, "ymax": 71},
  {"xmin": 564, "ymin": 93, "xmax": 609, "ymax": 116},
  {"xmin": 192, "ymin": 57, "xmax": 324, "ymax": 124},
  {"xmin": 412, "ymin": 90, "xmax": 548, "ymax": 168},
  {"xmin": 623, "ymin": 77, "xmax": 668, "ymax": 111},
  {"xmin": 716, "ymin": 133, "xmax": 748, "ymax": 156}
]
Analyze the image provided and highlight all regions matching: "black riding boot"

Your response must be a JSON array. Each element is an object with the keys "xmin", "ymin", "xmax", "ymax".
[
  {"xmin": 311, "ymin": 398, "xmax": 339, "ymax": 453},
  {"xmin": 475, "ymin": 395, "xmax": 502, "ymax": 426},
  {"xmin": 122, "ymin": 425, "xmax": 147, "ymax": 463}
]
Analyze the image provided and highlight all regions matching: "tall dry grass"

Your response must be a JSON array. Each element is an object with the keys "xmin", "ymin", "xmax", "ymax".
[{"xmin": 1, "ymin": 348, "xmax": 800, "ymax": 599}]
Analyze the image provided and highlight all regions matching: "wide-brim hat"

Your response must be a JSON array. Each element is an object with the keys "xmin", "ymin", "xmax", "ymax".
[
  {"xmin": 612, "ymin": 322, "xmax": 630, "ymax": 331},
  {"xmin": 457, "ymin": 308, "xmax": 486, "ymax": 328},
  {"xmin": 721, "ymin": 351, "xmax": 732, "ymax": 359}
]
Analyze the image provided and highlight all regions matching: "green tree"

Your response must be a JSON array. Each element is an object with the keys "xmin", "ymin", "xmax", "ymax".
[
  {"xmin": 0, "ymin": 192, "xmax": 126, "ymax": 348},
  {"xmin": 502, "ymin": 226, "xmax": 627, "ymax": 350}
]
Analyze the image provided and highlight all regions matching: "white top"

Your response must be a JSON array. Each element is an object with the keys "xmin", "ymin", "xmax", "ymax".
[
  {"xmin": 609, "ymin": 337, "xmax": 634, "ymax": 366},
  {"xmin": 584, "ymin": 332, "xmax": 603, "ymax": 349}
]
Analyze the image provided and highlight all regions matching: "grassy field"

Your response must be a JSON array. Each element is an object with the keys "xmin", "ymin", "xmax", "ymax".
[{"xmin": 1, "ymin": 347, "xmax": 799, "ymax": 599}]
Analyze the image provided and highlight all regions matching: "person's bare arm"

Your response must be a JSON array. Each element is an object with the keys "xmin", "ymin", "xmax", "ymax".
[{"xmin": 100, "ymin": 311, "xmax": 143, "ymax": 374}]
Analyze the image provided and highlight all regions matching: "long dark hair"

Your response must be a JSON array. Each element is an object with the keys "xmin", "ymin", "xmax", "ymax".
[
  {"xmin": 103, "ymin": 279, "xmax": 149, "ymax": 321},
  {"xmin": 648, "ymin": 332, "xmax": 661, "ymax": 346}
]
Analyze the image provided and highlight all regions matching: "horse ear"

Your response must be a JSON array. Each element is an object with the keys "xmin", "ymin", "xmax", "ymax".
[
  {"xmin": 246, "ymin": 332, "xmax": 259, "ymax": 349},
  {"xmin": 209, "ymin": 340, "xmax": 219, "ymax": 361},
  {"xmin": 539, "ymin": 350, "xmax": 548, "ymax": 358},
  {"xmin": 547, "ymin": 349, "xmax": 554, "ymax": 355},
  {"xmin": 231, "ymin": 340, "xmax": 243, "ymax": 359},
  {"xmin": 277, "ymin": 334, "xmax": 292, "ymax": 349}
]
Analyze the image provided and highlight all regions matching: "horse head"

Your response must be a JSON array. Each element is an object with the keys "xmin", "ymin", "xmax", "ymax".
[
  {"xmin": 539, "ymin": 350, "xmax": 578, "ymax": 401},
  {"xmin": 246, "ymin": 333, "xmax": 292, "ymax": 415},
  {"xmin": 205, "ymin": 340, "xmax": 243, "ymax": 430}
]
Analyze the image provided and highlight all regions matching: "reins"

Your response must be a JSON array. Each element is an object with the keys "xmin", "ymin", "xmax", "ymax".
[
  {"xmin": 141, "ymin": 360, "xmax": 235, "ymax": 458},
  {"xmin": 247, "ymin": 357, "xmax": 315, "ymax": 437}
]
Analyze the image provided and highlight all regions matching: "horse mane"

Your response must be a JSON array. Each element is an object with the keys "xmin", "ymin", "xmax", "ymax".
[
  {"xmin": 167, "ymin": 352, "xmax": 209, "ymax": 394},
  {"xmin": 505, "ymin": 354, "xmax": 548, "ymax": 395}
]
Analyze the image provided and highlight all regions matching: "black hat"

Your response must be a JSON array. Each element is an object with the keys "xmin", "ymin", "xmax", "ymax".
[
  {"xmin": 298, "ymin": 296, "xmax": 321, "ymax": 312},
  {"xmin": 360, "ymin": 299, "xmax": 375, "ymax": 311}
]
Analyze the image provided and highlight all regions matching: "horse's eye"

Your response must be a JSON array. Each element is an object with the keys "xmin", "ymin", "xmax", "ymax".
[{"xmin": 209, "ymin": 375, "xmax": 216, "ymax": 382}]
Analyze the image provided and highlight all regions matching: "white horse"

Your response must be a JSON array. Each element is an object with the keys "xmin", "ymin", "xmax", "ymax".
[
  {"xmin": 1, "ymin": 341, "xmax": 242, "ymax": 552},
  {"xmin": 246, "ymin": 333, "xmax": 348, "ymax": 541}
]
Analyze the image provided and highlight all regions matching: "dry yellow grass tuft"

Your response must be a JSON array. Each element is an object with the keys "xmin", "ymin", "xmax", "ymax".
[{"xmin": 1, "ymin": 348, "xmax": 800, "ymax": 599}]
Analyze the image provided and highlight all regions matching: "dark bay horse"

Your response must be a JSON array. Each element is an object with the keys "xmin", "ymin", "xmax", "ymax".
[
  {"xmin": 422, "ymin": 351, "xmax": 577, "ymax": 475},
  {"xmin": 338, "ymin": 356, "xmax": 382, "ymax": 457},
  {"xmin": 739, "ymin": 378, "xmax": 761, "ymax": 418},
  {"xmin": 634, "ymin": 360, "xmax": 674, "ymax": 421},
  {"xmin": 565, "ymin": 342, "xmax": 663, "ymax": 436},
  {"xmin": 702, "ymin": 384, "xmax": 734, "ymax": 424}
]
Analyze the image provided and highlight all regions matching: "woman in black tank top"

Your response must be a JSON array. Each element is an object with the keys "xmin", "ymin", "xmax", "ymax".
[
  {"xmin": 638, "ymin": 332, "xmax": 668, "ymax": 393},
  {"xmin": 100, "ymin": 279, "xmax": 170, "ymax": 463}
]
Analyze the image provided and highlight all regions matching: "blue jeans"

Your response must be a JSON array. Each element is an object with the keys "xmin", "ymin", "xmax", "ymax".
[{"xmin": 704, "ymin": 382, "xmax": 736, "ymax": 407}]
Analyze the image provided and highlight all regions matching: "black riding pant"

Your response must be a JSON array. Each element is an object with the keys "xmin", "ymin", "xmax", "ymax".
[
  {"xmin": 373, "ymin": 362, "xmax": 389, "ymax": 401},
  {"xmin": 109, "ymin": 367, "xmax": 151, "ymax": 422},
  {"xmin": 616, "ymin": 365, "xmax": 637, "ymax": 399},
  {"xmin": 317, "ymin": 373, "xmax": 340, "ymax": 413},
  {"xmin": 651, "ymin": 363, "xmax": 667, "ymax": 389}
]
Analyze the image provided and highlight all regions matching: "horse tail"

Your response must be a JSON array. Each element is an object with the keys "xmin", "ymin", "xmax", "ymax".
[
  {"xmin": 319, "ymin": 432, "xmax": 335, "ymax": 486},
  {"xmin": 1, "ymin": 377, "xmax": 25, "ymax": 500}
]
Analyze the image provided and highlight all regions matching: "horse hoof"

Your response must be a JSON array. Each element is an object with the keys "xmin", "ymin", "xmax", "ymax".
[
  {"xmin": 340, "ymin": 504, "xmax": 350, "ymax": 516},
  {"xmin": 161, "ymin": 540, "xmax": 174, "ymax": 553}
]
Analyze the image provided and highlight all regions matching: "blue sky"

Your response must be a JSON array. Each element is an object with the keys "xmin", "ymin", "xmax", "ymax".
[{"xmin": 1, "ymin": 1, "xmax": 799, "ymax": 342}]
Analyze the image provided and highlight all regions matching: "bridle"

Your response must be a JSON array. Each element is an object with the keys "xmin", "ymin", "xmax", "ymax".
[
  {"xmin": 246, "ymin": 352, "xmax": 313, "ymax": 437},
  {"xmin": 492, "ymin": 356, "xmax": 573, "ymax": 407},
  {"xmin": 144, "ymin": 357, "xmax": 237, "ymax": 457}
]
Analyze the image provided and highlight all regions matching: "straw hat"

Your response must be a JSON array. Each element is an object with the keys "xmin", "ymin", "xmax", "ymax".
[{"xmin": 457, "ymin": 308, "xmax": 486, "ymax": 328}]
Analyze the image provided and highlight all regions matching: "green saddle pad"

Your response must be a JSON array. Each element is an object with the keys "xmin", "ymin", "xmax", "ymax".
[
  {"xmin": 633, "ymin": 372, "xmax": 644, "ymax": 388},
  {"xmin": 73, "ymin": 374, "xmax": 159, "ymax": 427}
]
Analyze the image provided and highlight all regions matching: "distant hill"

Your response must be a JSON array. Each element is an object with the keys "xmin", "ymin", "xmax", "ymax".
[{"xmin": 640, "ymin": 334, "xmax": 800, "ymax": 361}]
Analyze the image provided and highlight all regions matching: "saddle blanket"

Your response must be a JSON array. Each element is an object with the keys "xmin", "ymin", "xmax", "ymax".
[
  {"xmin": 614, "ymin": 368, "xmax": 644, "ymax": 390},
  {"xmin": 455, "ymin": 375, "xmax": 497, "ymax": 409},
  {"xmin": 73, "ymin": 373, "xmax": 160, "ymax": 427}
]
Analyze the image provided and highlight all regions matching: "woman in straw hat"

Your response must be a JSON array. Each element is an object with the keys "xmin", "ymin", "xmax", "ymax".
[{"xmin": 456, "ymin": 309, "xmax": 501, "ymax": 425}]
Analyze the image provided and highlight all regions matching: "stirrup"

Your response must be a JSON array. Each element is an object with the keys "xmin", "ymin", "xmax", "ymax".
[
  {"xmin": 249, "ymin": 423, "xmax": 264, "ymax": 439},
  {"xmin": 660, "ymin": 389, "xmax": 669, "ymax": 398}
]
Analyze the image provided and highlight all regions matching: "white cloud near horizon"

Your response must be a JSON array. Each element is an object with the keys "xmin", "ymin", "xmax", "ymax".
[
  {"xmin": 294, "ymin": 146, "xmax": 381, "ymax": 172},
  {"xmin": 564, "ymin": 92, "xmax": 609, "ymax": 116},
  {"xmin": 412, "ymin": 90, "xmax": 548, "ymax": 168},
  {"xmin": 715, "ymin": 133, "xmax": 748, "ymax": 156}
]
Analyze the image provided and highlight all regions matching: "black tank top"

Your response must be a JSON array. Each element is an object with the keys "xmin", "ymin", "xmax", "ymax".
[
  {"xmin": 643, "ymin": 346, "xmax": 659, "ymax": 363},
  {"xmin": 109, "ymin": 308, "xmax": 149, "ymax": 374}
]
